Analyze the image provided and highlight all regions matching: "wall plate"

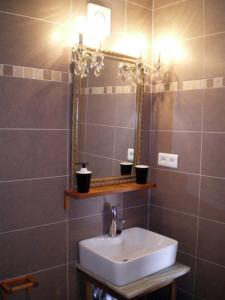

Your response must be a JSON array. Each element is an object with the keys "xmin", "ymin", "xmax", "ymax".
[
  {"xmin": 158, "ymin": 153, "xmax": 178, "ymax": 169},
  {"xmin": 87, "ymin": 3, "xmax": 111, "ymax": 39}
]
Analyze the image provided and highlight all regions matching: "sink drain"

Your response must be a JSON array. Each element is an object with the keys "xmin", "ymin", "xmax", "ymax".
[{"xmin": 122, "ymin": 258, "xmax": 131, "ymax": 262}]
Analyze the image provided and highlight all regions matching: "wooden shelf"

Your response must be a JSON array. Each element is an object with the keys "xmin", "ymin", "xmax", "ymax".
[{"xmin": 64, "ymin": 182, "xmax": 156, "ymax": 209}]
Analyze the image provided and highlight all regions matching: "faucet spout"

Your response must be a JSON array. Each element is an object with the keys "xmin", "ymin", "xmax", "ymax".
[
  {"xmin": 109, "ymin": 206, "xmax": 126, "ymax": 237},
  {"xmin": 109, "ymin": 206, "xmax": 118, "ymax": 237}
]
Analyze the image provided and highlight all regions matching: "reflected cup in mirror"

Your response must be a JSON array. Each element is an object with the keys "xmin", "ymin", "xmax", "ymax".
[
  {"xmin": 120, "ymin": 162, "xmax": 133, "ymax": 175},
  {"xmin": 135, "ymin": 165, "xmax": 149, "ymax": 184}
]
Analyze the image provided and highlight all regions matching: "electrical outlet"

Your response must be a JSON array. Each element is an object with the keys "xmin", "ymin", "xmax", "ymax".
[
  {"xmin": 158, "ymin": 153, "xmax": 178, "ymax": 169},
  {"xmin": 127, "ymin": 148, "xmax": 134, "ymax": 161}
]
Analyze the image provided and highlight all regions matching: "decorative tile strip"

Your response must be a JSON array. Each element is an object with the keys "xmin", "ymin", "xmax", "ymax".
[
  {"xmin": 82, "ymin": 85, "xmax": 136, "ymax": 95},
  {"xmin": 0, "ymin": 63, "xmax": 68, "ymax": 83},
  {"xmin": 0, "ymin": 64, "xmax": 224, "ymax": 91},
  {"xmin": 82, "ymin": 77, "xmax": 225, "ymax": 95}
]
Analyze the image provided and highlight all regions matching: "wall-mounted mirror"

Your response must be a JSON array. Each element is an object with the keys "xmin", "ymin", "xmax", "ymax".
[{"xmin": 71, "ymin": 51, "xmax": 149, "ymax": 187}]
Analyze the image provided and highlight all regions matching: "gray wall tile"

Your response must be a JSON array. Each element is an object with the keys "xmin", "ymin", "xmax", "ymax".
[
  {"xmin": 198, "ymin": 219, "xmax": 225, "ymax": 266},
  {"xmin": 0, "ymin": 177, "xmax": 66, "ymax": 232},
  {"xmin": 151, "ymin": 131, "xmax": 201, "ymax": 173},
  {"xmin": 204, "ymin": 0, "xmax": 225, "ymax": 35},
  {"xmin": 0, "ymin": 223, "xmax": 67, "ymax": 279},
  {"xmin": 152, "ymin": 90, "xmax": 203, "ymax": 131},
  {"xmin": 0, "ymin": 77, "xmax": 68, "ymax": 129},
  {"xmin": 0, "ymin": 13, "xmax": 68, "ymax": 71},
  {"xmin": 195, "ymin": 259, "xmax": 225, "ymax": 299},
  {"xmin": 202, "ymin": 133, "xmax": 225, "ymax": 178},
  {"xmin": 0, "ymin": 0, "xmax": 70, "ymax": 23},
  {"xmin": 200, "ymin": 176, "xmax": 225, "ymax": 223},
  {"xmin": 151, "ymin": 169, "xmax": 199, "ymax": 215},
  {"xmin": 204, "ymin": 33, "xmax": 225, "ymax": 79},
  {"xmin": 149, "ymin": 206, "xmax": 198, "ymax": 255},
  {"xmin": 203, "ymin": 88, "xmax": 225, "ymax": 132},
  {"xmin": 0, "ymin": 130, "xmax": 67, "ymax": 181}
]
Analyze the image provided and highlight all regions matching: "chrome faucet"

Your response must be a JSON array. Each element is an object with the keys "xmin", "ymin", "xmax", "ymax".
[{"xmin": 109, "ymin": 206, "xmax": 126, "ymax": 237}]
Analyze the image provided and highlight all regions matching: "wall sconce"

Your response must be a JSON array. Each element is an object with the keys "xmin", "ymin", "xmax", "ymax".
[
  {"xmin": 72, "ymin": 3, "xmax": 111, "ymax": 78},
  {"xmin": 119, "ymin": 56, "xmax": 162, "ymax": 84},
  {"xmin": 72, "ymin": 34, "xmax": 104, "ymax": 78}
]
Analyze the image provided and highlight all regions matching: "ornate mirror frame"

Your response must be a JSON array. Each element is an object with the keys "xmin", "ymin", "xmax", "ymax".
[{"xmin": 70, "ymin": 50, "xmax": 144, "ymax": 188}]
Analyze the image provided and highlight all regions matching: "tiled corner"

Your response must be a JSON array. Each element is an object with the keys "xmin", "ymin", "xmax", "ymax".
[
  {"xmin": 204, "ymin": 33, "xmax": 225, "ymax": 79},
  {"xmin": 200, "ymin": 176, "xmax": 225, "ymax": 223},
  {"xmin": 128, "ymin": 0, "xmax": 153, "ymax": 10},
  {"xmin": 204, "ymin": 0, "xmax": 225, "ymax": 35},
  {"xmin": 203, "ymin": 88, "xmax": 225, "ymax": 132},
  {"xmin": 198, "ymin": 218, "xmax": 225, "ymax": 266},
  {"xmin": 154, "ymin": 0, "xmax": 181, "ymax": 9},
  {"xmin": 195, "ymin": 259, "xmax": 225, "ymax": 299},
  {"xmin": 126, "ymin": 2, "xmax": 152, "ymax": 49},
  {"xmin": 201, "ymin": 133, "xmax": 225, "ymax": 178}
]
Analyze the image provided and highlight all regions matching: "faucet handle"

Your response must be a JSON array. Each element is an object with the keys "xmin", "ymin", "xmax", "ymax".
[
  {"xmin": 116, "ymin": 218, "xmax": 126, "ymax": 235},
  {"xmin": 118, "ymin": 218, "xmax": 126, "ymax": 224}
]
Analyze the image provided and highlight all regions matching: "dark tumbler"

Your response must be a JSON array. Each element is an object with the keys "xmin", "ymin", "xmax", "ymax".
[
  {"xmin": 120, "ymin": 162, "xmax": 133, "ymax": 175},
  {"xmin": 76, "ymin": 173, "xmax": 91, "ymax": 193},
  {"xmin": 135, "ymin": 165, "xmax": 149, "ymax": 184}
]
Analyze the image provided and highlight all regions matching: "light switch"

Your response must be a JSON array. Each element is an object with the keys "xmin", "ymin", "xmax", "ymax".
[
  {"xmin": 158, "ymin": 153, "xmax": 178, "ymax": 169},
  {"xmin": 127, "ymin": 148, "xmax": 134, "ymax": 161}
]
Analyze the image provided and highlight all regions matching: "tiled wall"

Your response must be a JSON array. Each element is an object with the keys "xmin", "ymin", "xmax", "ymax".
[
  {"xmin": 149, "ymin": 0, "xmax": 225, "ymax": 299},
  {"xmin": 0, "ymin": 1, "xmax": 152, "ymax": 299}
]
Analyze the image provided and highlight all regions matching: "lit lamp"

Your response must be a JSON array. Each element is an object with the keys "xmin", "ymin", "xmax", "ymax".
[
  {"xmin": 72, "ymin": 3, "xmax": 111, "ymax": 78},
  {"xmin": 118, "ymin": 35, "xmax": 163, "ymax": 85}
]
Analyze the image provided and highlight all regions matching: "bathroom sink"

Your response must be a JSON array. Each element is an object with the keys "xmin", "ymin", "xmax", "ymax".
[{"xmin": 79, "ymin": 227, "xmax": 178, "ymax": 286}]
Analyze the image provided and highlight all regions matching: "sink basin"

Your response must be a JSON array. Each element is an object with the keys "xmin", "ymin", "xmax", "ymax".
[{"xmin": 79, "ymin": 227, "xmax": 178, "ymax": 286}]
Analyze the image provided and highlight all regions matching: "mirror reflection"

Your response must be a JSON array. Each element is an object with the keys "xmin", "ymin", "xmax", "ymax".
[{"xmin": 76, "ymin": 56, "xmax": 137, "ymax": 180}]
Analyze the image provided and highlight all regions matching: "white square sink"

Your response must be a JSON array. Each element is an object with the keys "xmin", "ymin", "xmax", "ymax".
[{"xmin": 79, "ymin": 227, "xmax": 178, "ymax": 286}]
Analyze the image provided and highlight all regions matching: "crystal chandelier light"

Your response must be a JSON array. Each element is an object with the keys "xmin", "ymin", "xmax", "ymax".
[
  {"xmin": 72, "ymin": 35, "xmax": 104, "ymax": 78},
  {"xmin": 118, "ymin": 56, "xmax": 162, "ymax": 84}
]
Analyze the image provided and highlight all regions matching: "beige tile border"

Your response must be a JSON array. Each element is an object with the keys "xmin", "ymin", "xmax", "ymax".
[
  {"xmin": 82, "ymin": 77, "xmax": 225, "ymax": 95},
  {"xmin": 0, "ymin": 64, "xmax": 68, "ymax": 83},
  {"xmin": 0, "ymin": 64, "xmax": 224, "ymax": 92}
]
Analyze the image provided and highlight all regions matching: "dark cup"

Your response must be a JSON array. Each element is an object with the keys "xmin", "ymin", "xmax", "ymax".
[
  {"xmin": 120, "ymin": 162, "xmax": 133, "ymax": 175},
  {"xmin": 76, "ymin": 173, "xmax": 91, "ymax": 193},
  {"xmin": 135, "ymin": 165, "xmax": 149, "ymax": 184}
]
